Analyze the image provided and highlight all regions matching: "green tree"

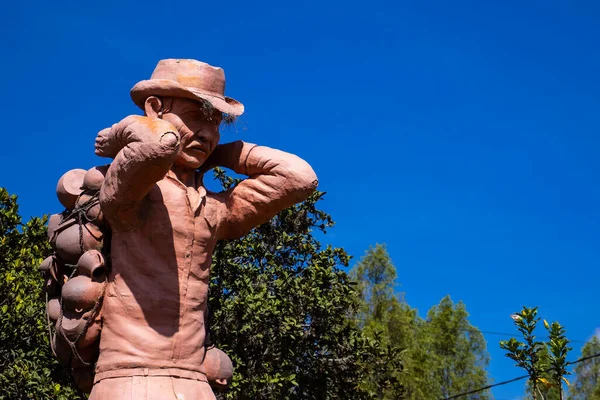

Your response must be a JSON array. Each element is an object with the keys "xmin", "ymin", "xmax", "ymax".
[
  {"xmin": 351, "ymin": 243, "xmax": 398, "ymax": 333},
  {"xmin": 521, "ymin": 322, "xmax": 572, "ymax": 400},
  {"xmin": 350, "ymin": 244, "xmax": 491, "ymax": 400},
  {"xmin": 0, "ymin": 188, "xmax": 80, "ymax": 399},
  {"xmin": 208, "ymin": 172, "xmax": 402, "ymax": 399},
  {"xmin": 568, "ymin": 335, "xmax": 600, "ymax": 400},
  {"xmin": 528, "ymin": 345, "xmax": 561, "ymax": 400},
  {"xmin": 422, "ymin": 296, "xmax": 491, "ymax": 400},
  {"xmin": 501, "ymin": 307, "xmax": 572, "ymax": 400},
  {"xmin": 501, "ymin": 307, "xmax": 545, "ymax": 400},
  {"xmin": 545, "ymin": 319, "xmax": 572, "ymax": 400},
  {"xmin": 349, "ymin": 244, "xmax": 409, "ymax": 398}
]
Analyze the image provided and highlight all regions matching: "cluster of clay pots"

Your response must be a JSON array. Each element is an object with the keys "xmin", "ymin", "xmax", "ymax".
[{"xmin": 41, "ymin": 165, "xmax": 110, "ymax": 393}]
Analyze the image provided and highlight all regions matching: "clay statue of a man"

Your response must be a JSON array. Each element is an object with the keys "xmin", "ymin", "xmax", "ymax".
[{"xmin": 88, "ymin": 59, "xmax": 317, "ymax": 399}]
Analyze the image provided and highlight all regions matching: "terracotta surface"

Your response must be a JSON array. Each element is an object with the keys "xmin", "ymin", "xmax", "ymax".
[
  {"xmin": 47, "ymin": 214, "xmax": 63, "ymax": 242},
  {"xmin": 130, "ymin": 59, "xmax": 244, "ymax": 117},
  {"xmin": 46, "ymin": 297, "xmax": 61, "ymax": 322},
  {"xmin": 77, "ymin": 249, "xmax": 108, "ymax": 279},
  {"xmin": 54, "ymin": 222, "xmax": 104, "ymax": 264},
  {"xmin": 203, "ymin": 346, "xmax": 234, "ymax": 391},
  {"xmin": 44, "ymin": 59, "xmax": 317, "ymax": 399},
  {"xmin": 60, "ymin": 309, "xmax": 102, "ymax": 348},
  {"xmin": 61, "ymin": 275, "xmax": 104, "ymax": 311},
  {"xmin": 45, "ymin": 165, "xmax": 109, "ymax": 393},
  {"xmin": 38, "ymin": 255, "xmax": 56, "ymax": 274},
  {"xmin": 76, "ymin": 194, "xmax": 104, "ymax": 226},
  {"xmin": 83, "ymin": 165, "xmax": 109, "ymax": 192},
  {"xmin": 56, "ymin": 169, "xmax": 86, "ymax": 209}
]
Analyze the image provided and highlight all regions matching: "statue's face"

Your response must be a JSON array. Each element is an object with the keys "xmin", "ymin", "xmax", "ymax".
[{"xmin": 163, "ymin": 98, "xmax": 222, "ymax": 169}]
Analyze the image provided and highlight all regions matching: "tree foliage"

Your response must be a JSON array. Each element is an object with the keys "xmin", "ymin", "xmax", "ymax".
[
  {"xmin": 207, "ymin": 171, "xmax": 402, "ymax": 399},
  {"xmin": 422, "ymin": 296, "xmax": 490, "ymax": 399},
  {"xmin": 350, "ymin": 244, "xmax": 491, "ymax": 400},
  {"xmin": 568, "ymin": 335, "xmax": 600, "ymax": 400},
  {"xmin": 349, "ymin": 244, "xmax": 407, "ymax": 398},
  {"xmin": 352, "ymin": 243, "xmax": 399, "ymax": 328},
  {"xmin": 0, "ymin": 188, "xmax": 80, "ymax": 399},
  {"xmin": 500, "ymin": 307, "xmax": 573, "ymax": 400}
]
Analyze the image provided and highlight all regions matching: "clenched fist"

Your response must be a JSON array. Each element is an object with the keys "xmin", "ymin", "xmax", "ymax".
[{"xmin": 95, "ymin": 116, "xmax": 180, "ymax": 159}]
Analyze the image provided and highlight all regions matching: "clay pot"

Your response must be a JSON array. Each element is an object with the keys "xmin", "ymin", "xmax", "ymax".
[
  {"xmin": 60, "ymin": 309, "xmax": 102, "ymax": 348},
  {"xmin": 52, "ymin": 332, "xmax": 99, "ymax": 368},
  {"xmin": 43, "ymin": 276, "xmax": 59, "ymax": 297},
  {"xmin": 39, "ymin": 255, "xmax": 67, "ymax": 282},
  {"xmin": 54, "ymin": 223, "xmax": 103, "ymax": 265},
  {"xmin": 46, "ymin": 297, "xmax": 61, "ymax": 323},
  {"xmin": 83, "ymin": 165, "xmax": 109, "ymax": 192},
  {"xmin": 51, "ymin": 331, "xmax": 72, "ymax": 366},
  {"xmin": 71, "ymin": 342, "xmax": 99, "ymax": 369},
  {"xmin": 77, "ymin": 250, "xmax": 107, "ymax": 280},
  {"xmin": 60, "ymin": 310, "xmax": 86, "ymax": 342},
  {"xmin": 72, "ymin": 367, "xmax": 95, "ymax": 394},
  {"xmin": 76, "ymin": 194, "xmax": 104, "ymax": 226},
  {"xmin": 204, "ymin": 346, "xmax": 233, "ymax": 388},
  {"xmin": 47, "ymin": 214, "xmax": 63, "ymax": 242},
  {"xmin": 53, "ymin": 215, "xmax": 78, "ymax": 231},
  {"xmin": 61, "ymin": 275, "xmax": 104, "ymax": 311},
  {"xmin": 56, "ymin": 169, "xmax": 86, "ymax": 210},
  {"xmin": 39, "ymin": 255, "xmax": 55, "ymax": 274}
]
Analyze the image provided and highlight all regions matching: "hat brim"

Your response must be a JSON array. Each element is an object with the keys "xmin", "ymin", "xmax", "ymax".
[{"xmin": 130, "ymin": 79, "xmax": 244, "ymax": 117}]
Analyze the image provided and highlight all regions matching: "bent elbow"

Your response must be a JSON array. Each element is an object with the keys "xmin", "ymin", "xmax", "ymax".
[
  {"xmin": 299, "ymin": 164, "xmax": 319, "ymax": 192},
  {"xmin": 286, "ymin": 159, "xmax": 318, "ymax": 200}
]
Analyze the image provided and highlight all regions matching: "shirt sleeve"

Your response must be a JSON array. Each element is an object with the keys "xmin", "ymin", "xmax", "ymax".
[
  {"xmin": 98, "ymin": 115, "xmax": 180, "ymax": 230},
  {"xmin": 213, "ymin": 141, "xmax": 318, "ymax": 240}
]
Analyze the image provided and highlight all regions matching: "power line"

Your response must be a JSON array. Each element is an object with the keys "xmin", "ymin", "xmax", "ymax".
[
  {"xmin": 440, "ymin": 351, "xmax": 600, "ymax": 400},
  {"xmin": 470, "ymin": 329, "xmax": 586, "ymax": 344},
  {"xmin": 570, "ymin": 351, "xmax": 600, "ymax": 366},
  {"xmin": 441, "ymin": 374, "xmax": 529, "ymax": 400},
  {"xmin": 393, "ymin": 321, "xmax": 586, "ymax": 343}
]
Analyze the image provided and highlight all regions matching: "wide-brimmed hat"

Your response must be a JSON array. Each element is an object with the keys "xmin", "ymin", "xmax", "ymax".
[{"xmin": 130, "ymin": 59, "xmax": 244, "ymax": 116}]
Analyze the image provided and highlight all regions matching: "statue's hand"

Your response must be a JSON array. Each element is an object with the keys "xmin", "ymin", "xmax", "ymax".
[
  {"xmin": 197, "ymin": 142, "xmax": 242, "ymax": 175},
  {"xmin": 197, "ymin": 144, "xmax": 223, "ymax": 175},
  {"xmin": 94, "ymin": 115, "xmax": 140, "ymax": 158},
  {"xmin": 94, "ymin": 126, "xmax": 121, "ymax": 158},
  {"xmin": 95, "ymin": 116, "xmax": 179, "ymax": 159}
]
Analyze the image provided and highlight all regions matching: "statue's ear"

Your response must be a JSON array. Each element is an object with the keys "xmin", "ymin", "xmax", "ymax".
[{"xmin": 144, "ymin": 96, "xmax": 163, "ymax": 118}]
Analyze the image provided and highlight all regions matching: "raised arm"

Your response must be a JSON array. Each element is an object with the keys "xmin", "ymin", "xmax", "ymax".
[
  {"xmin": 209, "ymin": 141, "xmax": 318, "ymax": 240},
  {"xmin": 96, "ymin": 115, "xmax": 180, "ymax": 230}
]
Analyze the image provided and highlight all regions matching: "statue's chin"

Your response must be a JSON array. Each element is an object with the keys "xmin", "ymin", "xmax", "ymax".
[{"xmin": 174, "ymin": 155, "xmax": 204, "ymax": 171}]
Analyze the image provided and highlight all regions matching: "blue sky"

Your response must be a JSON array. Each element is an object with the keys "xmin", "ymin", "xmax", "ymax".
[{"xmin": 2, "ymin": 1, "xmax": 599, "ymax": 398}]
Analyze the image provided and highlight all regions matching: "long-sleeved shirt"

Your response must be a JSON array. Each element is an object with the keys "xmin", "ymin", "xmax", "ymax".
[{"xmin": 94, "ymin": 115, "xmax": 317, "ymax": 378}]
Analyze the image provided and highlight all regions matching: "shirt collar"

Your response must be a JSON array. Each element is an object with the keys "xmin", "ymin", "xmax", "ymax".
[{"xmin": 165, "ymin": 170, "xmax": 207, "ymax": 213}]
